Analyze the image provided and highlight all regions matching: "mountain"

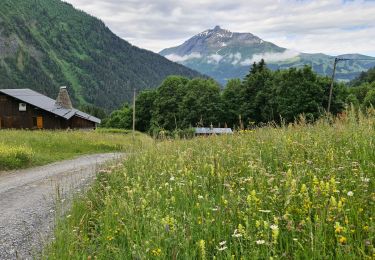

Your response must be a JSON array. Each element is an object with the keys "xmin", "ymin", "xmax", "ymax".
[
  {"xmin": 160, "ymin": 26, "xmax": 375, "ymax": 85},
  {"xmin": 0, "ymin": 0, "xmax": 202, "ymax": 111}
]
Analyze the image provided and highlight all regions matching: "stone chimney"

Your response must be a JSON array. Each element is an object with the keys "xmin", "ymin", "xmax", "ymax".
[{"xmin": 55, "ymin": 86, "xmax": 73, "ymax": 109}]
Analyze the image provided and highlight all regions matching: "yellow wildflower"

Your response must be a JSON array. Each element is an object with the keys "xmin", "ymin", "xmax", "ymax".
[
  {"xmin": 151, "ymin": 248, "xmax": 162, "ymax": 256},
  {"xmin": 338, "ymin": 236, "xmax": 347, "ymax": 244},
  {"xmin": 334, "ymin": 222, "xmax": 343, "ymax": 234},
  {"xmin": 198, "ymin": 240, "xmax": 206, "ymax": 260}
]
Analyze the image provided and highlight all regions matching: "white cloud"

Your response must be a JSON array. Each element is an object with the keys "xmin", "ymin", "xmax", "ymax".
[
  {"xmin": 240, "ymin": 50, "xmax": 300, "ymax": 66},
  {"xmin": 165, "ymin": 52, "xmax": 202, "ymax": 62},
  {"xmin": 207, "ymin": 54, "xmax": 223, "ymax": 64},
  {"xmin": 230, "ymin": 52, "xmax": 242, "ymax": 65},
  {"xmin": 64, "ymin": 0, "xmax": 375, "ymax": 56}
]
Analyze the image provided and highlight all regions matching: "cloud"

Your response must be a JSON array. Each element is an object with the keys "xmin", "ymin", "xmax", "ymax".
[
  {"xmin": 229, "ymin": 52, "xmax": 242, "ymax": 65},
  {"xmin": 165, "ymin": 52, "xmax": 201, "ymax": 62},
  {"xmin": 64, "ymin": 0, "xmax": 375, "ymax": 56},
  {"xmin": 207, "ymin": 54, "xmax": 223, "ymax": 64},
  {"xmin": 240, "ymin": 50, "xmax": 300, "ymax": 66}
]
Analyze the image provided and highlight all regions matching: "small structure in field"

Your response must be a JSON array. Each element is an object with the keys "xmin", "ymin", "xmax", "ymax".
[
  {"xmin": 195, "ymin": 127, "xmax": 233, "ymax": 136},
  {"xmin": 0, "ymin": 87, "xmax": 100, "ymax": 129}
]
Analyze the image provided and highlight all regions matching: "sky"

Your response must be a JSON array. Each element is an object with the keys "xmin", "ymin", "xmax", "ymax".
[{"xmin": 64, "ymin": 0, "xmax": 375, "ymax": 57}]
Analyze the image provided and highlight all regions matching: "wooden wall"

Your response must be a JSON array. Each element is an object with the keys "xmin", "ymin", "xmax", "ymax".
[
  {"xmin": 68, "ymin": 116, "xmax": 96, "ymax": 129},
  {"xmin": 0, "ymin": 93, "xmax": 95, "ymax": 129}
]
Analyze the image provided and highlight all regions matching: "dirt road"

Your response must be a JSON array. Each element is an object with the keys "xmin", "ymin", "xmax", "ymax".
[{"xmin": 0, "ymin": 153, "xmax": 124, "ymax": 260}]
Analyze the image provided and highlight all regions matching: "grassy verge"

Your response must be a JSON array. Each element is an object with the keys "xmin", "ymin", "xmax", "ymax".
[
  {"xmin": 0, "ymin": 130, "xmax": 151, "ymax": 171},
  {"xmin": 45, "ymin": 111, "xmax": 374, "ymax": 259}
]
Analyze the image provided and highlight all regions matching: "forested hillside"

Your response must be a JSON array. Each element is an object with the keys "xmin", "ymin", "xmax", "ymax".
[{"xmin": 0, "ymin": 0, "xmax": 202, "ymax": 110}]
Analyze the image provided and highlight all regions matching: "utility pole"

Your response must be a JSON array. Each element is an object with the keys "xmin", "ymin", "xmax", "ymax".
[
  {"xmin": 132, "ymin": 88, "xmax": 136, "ymax": 134},
  {"xmin": 327, "ymin": 57, "xmax": 350, "ymax": 113},
  {"xmin": 327, "ymin": 58, "xmax": 338, "ymax": 114}
]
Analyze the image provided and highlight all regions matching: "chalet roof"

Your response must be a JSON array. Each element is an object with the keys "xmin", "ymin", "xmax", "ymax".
[
  {"xmin": 0, "ymin": 88, "xmax": 101, "ymax": 124},
  {"xmin": 195, "ymin": 127, "xmax": 233, "ymax": 134}
]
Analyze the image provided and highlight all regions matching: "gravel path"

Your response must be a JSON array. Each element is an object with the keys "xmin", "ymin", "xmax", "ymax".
[{"xmin": 0, "ymin": 153, "xmax": 124, "ymax": 260}]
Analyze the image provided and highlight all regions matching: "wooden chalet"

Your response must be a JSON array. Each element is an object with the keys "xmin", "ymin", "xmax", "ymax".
[{"xmin": 0, "ymin": 87, "xmax": 100, "ymax": 129}]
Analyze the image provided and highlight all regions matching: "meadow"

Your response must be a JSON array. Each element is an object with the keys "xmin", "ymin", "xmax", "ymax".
[
  {"xmin": 45, "ymin": 110, "xmax": 374, "ymax": 259},
  {"xmin": 0, "ymin": 130, "xmax": 150, "ymax": 171}
]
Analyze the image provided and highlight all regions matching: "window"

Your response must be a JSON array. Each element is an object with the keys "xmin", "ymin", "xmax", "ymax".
[{"xmin": 19, "ymin": 103, "xmax": 27, "ymax": 111}]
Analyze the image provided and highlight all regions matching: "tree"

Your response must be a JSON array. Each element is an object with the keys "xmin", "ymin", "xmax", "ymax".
[
  {"xmin": 180, "ymin": 78, "xmax": 224, "ymax": 128},
  {"xmin": 151, "ymin": 76, "xmax": 189, "ymax": 131},
  {"xmin": 222, "ymin": 78, "xmax": 242, "ymax": 127},
  {"xmin": 240, "ymin": 59, "xmax": 274, "ymax": 124},
  {"xmin": 274, "ymin": 66, "xmax": 324, "ymax": 122},
  {"xmin": 135, "ymin": 89, "xmax": 157, "ymax": 132},
  {"xmin": 102, "ymin": 104, "xmax": 132, "ymax": 129},
  {"xmin": 363, "ymin": 87, "xmax": 375, "ymax": 108}
]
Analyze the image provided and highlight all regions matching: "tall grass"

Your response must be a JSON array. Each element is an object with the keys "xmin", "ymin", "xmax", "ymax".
[
  {"xmin": 0, "ymin": 130, "xmax": 151, "ymax": 171},
  {"xmin": 45, "ymin": 111, "xmax": 374, "ymax": 259}
]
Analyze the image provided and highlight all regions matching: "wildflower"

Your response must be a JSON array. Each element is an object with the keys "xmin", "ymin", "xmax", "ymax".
[
  {"xmin": 270, "ymin": 224, "xmax": 278, "ymax": 230},
  {"xmin": 232, "ymin": 229, "xmax": 242, "ymax": 238},
  {"xmin": 330, "ymin": 196, "xmax": 337, "ymax": 207},
  {"xmin": 198, "ymin": 195, "xmax": 204, "ymax": 199},
  {"xmin": 256, "ymin": 240, "xmax": 266, "ymax": 245},
  {"xmin": 334, "ymin": 222, "xmax": 343, "ymax": 234},
  {"xmin": 217, "ymin": 246, "xmax": 227, "ymax": 251},
  {"xmin": 338, "ymin": 236, "xmax": 347, "ymax": 244},
  {"xmin": 347, "ymin": 191, "xmax": 354, "ymax": 197},
  {"xmin": 198, "ymin": 240, "xmax": 206, "ymax": 260},
  {"xmin": 169, "ymin": 176, "xmax": 175, "ymax": 181},
  {"xmin": 270, "ymin": 224, "xmax": 279, "ymax": 244},
  {"xmin": 300, "ymin": 184, "xmax": 308, "ymax": 193},
  {"xmin": 219, "ymin": 241, "xmax": 227, "ymax": 246},
  {"xmin": 255, "ymin": 220, "xmax": 261, "ymax": 228},
  {"xmin": 151, "ymin": 248, "xmax": 162, "ymax": 256},
  {"xmin": 162, "ymin": 216, "xmax": 176, "ymax": 232}
]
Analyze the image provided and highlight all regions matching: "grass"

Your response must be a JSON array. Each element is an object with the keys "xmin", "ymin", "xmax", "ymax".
[
  {"xmin": 0, "ymin": 130, "xmax": 151, "ymax": 171},
  {"xmin": 45, "ymin": 110, "xmax": 374, "ymax": 259}
]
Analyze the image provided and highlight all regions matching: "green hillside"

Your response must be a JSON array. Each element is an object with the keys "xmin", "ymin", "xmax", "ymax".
[{"xmin": 0, "ymin": 0, "xmax": 202, "ymax": 110}]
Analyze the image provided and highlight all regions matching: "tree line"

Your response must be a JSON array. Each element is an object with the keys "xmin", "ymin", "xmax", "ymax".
[{"xmin": 101, "ymin": 60, "xmax": 375, "ymax": 133}]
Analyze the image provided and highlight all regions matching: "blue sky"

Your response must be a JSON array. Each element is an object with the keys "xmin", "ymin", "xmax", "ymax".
[{"xmin": 65, "ymin": 0, "xmax": 375, "ymax": 56}]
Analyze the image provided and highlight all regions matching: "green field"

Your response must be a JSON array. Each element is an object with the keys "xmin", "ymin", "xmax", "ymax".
[
  {"xmin": 43, "ymin": 110, "xmax": 375, "ymax": 259},
  {"xmin": 0, "ymin": 130, "xmax": 150, "ymax": 171}
]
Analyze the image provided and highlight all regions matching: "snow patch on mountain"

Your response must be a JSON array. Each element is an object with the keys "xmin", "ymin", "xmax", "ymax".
[{"xmin": 240, "ymin": 50, "xmax": 300, "ymax": 66}]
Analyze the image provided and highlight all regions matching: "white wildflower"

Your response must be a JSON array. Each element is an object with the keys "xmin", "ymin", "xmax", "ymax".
[
  {"xmin": 217, "ymin": 246, "xmax": 227, "ymax": 251},
  {"xmin": 232, "ymin": 229, "xmax": 242, "ymax": 238},
  {"xmin": 219, "ymin": 241, "xmax": 227, "ymax": 246},
  {"xmin": 256, "ymin": 240, "xmax": 265, "ymax": 245},
  {"xmin": 198, "ymin": 195, "xmax": 204, "ymax": 200},
  {"xmin": 347, "ymin": 191, "xmax": 354, "ymax": 197},
  {"xmin": 270, "ymin": 224, "xmax": 279, "ymax": 230}
]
